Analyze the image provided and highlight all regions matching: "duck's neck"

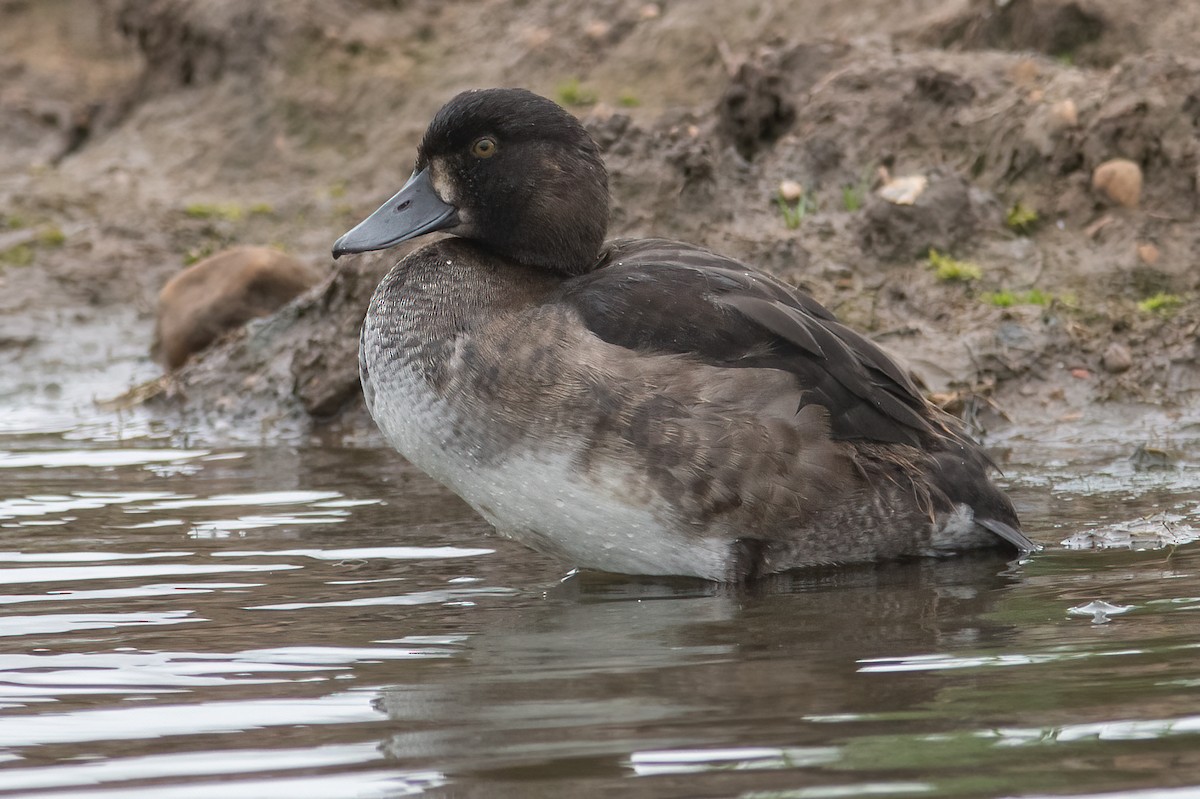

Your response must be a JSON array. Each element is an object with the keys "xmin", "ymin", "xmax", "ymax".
[
  {"xmin": 482, "ymin": 156, "xmax": 610, "ymax": 277},
  {"xmin": 387, "ymin": 239, "xmax": 557, "ymax": 328},
  {"xmin": 490, "ymin": 230, "xmax": 603, "ymax": 277}
]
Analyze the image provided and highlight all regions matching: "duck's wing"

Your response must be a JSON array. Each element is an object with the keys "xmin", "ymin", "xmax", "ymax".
[{"xmin": 562, "ymin": 238, "xmax": 956, "ymax": 449}]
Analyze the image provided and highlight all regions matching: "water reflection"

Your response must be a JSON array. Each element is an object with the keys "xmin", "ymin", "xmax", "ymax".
[
  {"xmin": 0, "ymin": 414, "xmax": 1196, "ymax": 797},
  {"xmin": 367, "ymin": 556, "xmax": 1028, "ymax": 795}
]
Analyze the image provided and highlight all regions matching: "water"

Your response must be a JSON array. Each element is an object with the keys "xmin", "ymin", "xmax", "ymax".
[{"xmin": 1, "ymin": 410, "xmax": 1199, "ymax": 798}]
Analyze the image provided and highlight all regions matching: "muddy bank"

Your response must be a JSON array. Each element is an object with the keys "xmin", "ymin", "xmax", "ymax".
[{"xmin": 1, "ymin": 0, "xmax": 1197, "ymax": 442}]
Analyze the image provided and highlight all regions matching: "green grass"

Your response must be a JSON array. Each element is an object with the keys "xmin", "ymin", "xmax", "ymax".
[
  {"xmin": 1138, "ymin": 292, "xmax": 1184, "ymax": 316},
  {"xmin": 183, "ymin": 242, "xmax": 218, "ymax": 266},
  {"xmin": 1005, "ymin": 201, "xmax": 1039, "ymax": 234},
  {"xmin": 0, "ymin": 223, "xmax": 67, "ymax": 266},
  {"xmin": 841, "ymin": 166, "xmax": 874, "ymax": 212},
  {"xmin": 0, "ymin": 244, "xmax": 33, "ymax": 267},
  {"xmin": 36, "ymin": 226, "xmax": 65, "ymax": 247},
  {"xmin": 982, "ymin": 288, "xmax": 1055, "ymax": 308},
  {"xmin": 185, "ymin": 203, "xmax": 243, "ymax": 221},
  {"xmin": 928, "ymin": 249, "xmax": 982, "ymax": 283},
  {"xmin": 842, "ymin": 185, "xmax": 863, "ymax": 212},
  {"xmin": 617, "ymin": 91, "xmax": 640, "ymax": 108},
  {"xmin": 556, "ymin": 78, "xmax": 597, "ymax": 107},
  {"xmin": 776, "ymin": 193, "xmax": 817, "ymax": 230},
  {"xmin": 184, "ymin": 202, "xmax": 273, "ymax": 222}
]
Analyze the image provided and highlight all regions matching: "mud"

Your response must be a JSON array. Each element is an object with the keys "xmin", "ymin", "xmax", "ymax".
[{"xmin": 1, "ymin": 0, "xmax": 1198, "ymax": 442}]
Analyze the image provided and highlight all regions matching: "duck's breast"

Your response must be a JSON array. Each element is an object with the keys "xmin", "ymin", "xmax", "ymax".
[{"xmin": 358, "ymin": 250, "xmax": 742, "ymax": 578}]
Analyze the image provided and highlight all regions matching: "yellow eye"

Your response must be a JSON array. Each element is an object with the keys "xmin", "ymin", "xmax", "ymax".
[{"xmin": 470, "ymin": 136, "xmax": 498, "ymax": 158}]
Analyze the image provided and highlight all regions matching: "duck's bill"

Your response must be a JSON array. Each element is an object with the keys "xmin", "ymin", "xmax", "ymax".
[{"xmin": 332, "ymin": 168, "xmax": 459, "ymax": 258}]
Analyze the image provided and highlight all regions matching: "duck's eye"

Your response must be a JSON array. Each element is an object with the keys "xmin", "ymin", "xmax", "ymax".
[{"xmin": 470, "ymin": 136, "xmax": 498, "ymax": 159}]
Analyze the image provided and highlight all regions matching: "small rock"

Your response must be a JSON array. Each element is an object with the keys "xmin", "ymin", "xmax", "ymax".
[
  {"xmin": 153, "ymin": 246, "xmax": 320, "ymax": 371},
  {"xmin": 1101, "ymin": 342, "xmax": 1132, "ymax": 374},
  {"xmin": 1010, "ymin": 58, "xmax": 1040, "ymax": 86},
  {"xmin": 584, "ymin": 20, "xmax": 611, "ymax": 40},
  {"xmin": 1092, "ymin": 158, "xmax": 1142, "ymax": 208},
  {"xmin": 1070, "ymin": 367, "xmax": 1091, "ymax": 379},
  {"xmin": 1050, "ymin": 99, "xmax": 1078, "ymax": 128},
  {"xmin": 877, "ymin": 175, "xmax": 928, "ymax": 206},
  {"xmin": 521, "ymin": 27, "xmax": 552, "ymax": 48},
  {"xmin": 778, "ymin": 179, "xmax": 804, "ymax": 202},
  {"xmin": 1136, "ymin": 242, "xmax": 1160, "ymax": 265},
  {"xmin": 638, "ymin": 3, "xmax": 661, "ymax": 19},
  {"xmin": 1022, "ymin": 98, "xmax": 1077, "ymax": 156}
]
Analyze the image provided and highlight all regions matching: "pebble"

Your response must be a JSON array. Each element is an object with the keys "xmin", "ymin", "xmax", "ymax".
[
  {"xmin": 584, "ymin": 20, "xmax": 611, "ymax": 40},
  {"xmin": 522, "ymin": 27, "xmax": 552, "ymax": 47},
  {"xmin": 877, "ymin": 175, "xmax": 928, "ymax": 205},
  {"xmin": 1101, "ymin": 342, "xmax": 1133, "ymax": 374},
  {"xmin": 1091, "ymin": 158, "xmax": 1143, "ymax": 208},
  {"xmin": 778, "ymin": 179, "xmax": 804, "ymax": 202},
  {"xmin": 1050, "ymin": 99, "xmax": 1078, "ymax": 129},
  {"xmin": 1137, "ymin": 242, "xmax": 1160, "ymax": 265},
  {"xmin": 1022, "ymin": 98, "xmax": 1077, "ymax": 156},
  {"xmin": 1011, "ymin": 59, "xmax": 1040, "ymax": 86}
]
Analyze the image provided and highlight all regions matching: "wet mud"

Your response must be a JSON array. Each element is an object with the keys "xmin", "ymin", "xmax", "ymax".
[{"xmin": 1, "ymin": 0, "xmax": 1198, "ymax": 443}]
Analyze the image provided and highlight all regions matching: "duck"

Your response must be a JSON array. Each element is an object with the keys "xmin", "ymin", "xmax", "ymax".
[{"xmin": 332, "ymin": 87, "xmax": 1036, "ymax": 582}]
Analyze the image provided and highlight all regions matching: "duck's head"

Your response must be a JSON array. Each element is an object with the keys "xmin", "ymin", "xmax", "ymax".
[{"xmin": 333, "ymin": 88, "xmax": 610, "ymax": 276}]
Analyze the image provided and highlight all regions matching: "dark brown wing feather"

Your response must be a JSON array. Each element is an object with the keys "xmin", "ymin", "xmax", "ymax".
[
  {"xmin": 564, "ymin": 238, "xmax": 945, "ymax": 448},
  {"xmin": 559, "ymin": 237, "xmax": 1035, "ymax": 553}
]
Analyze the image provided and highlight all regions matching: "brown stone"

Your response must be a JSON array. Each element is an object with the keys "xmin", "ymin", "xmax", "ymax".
[
  {"xmin": 1050, "ymin": 99, "xmax": 1078, "ymax": 128},
  {"xmin": 1092, "ymin": 158, "xmax": 1143, "ymax": 208},
  {"xmin": 1010, "ymin": 59, "xmax": 1040, "ymax": 86},
  {"xmin": 1101, "ymin": 342, "xmax": 1133, "ymax": 374},
  {"xmin": 778, "ymin": 179, "xmax": 803, "ymax": 202},
  {"xmin": 584, "ymin": 20, "xmax": 611, "ymax": 40},
  {"xmin": 152, "ymin": 246, "xmax": 320, "ymax": 370}
]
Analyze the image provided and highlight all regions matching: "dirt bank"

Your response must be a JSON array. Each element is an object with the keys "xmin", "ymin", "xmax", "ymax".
[{"xmin": 1, "ymin": 0, "xmax": 1197, "ymax": 444}]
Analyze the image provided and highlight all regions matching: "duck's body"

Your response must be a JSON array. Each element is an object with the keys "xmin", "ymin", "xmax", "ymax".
[{"xmin": 338, "ymin": 88, "xmax": 1034, "ymax": 581}]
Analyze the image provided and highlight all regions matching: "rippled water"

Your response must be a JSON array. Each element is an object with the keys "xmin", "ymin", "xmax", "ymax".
[{"xmin": 1, "ymin": 409, "xmax": 1199, "ymax": 798}]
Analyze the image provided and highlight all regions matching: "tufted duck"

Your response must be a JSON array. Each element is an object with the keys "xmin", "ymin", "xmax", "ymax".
[{"xmin": 333, "ymin": 88, "xmax": 1036, "ymax": 581}]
